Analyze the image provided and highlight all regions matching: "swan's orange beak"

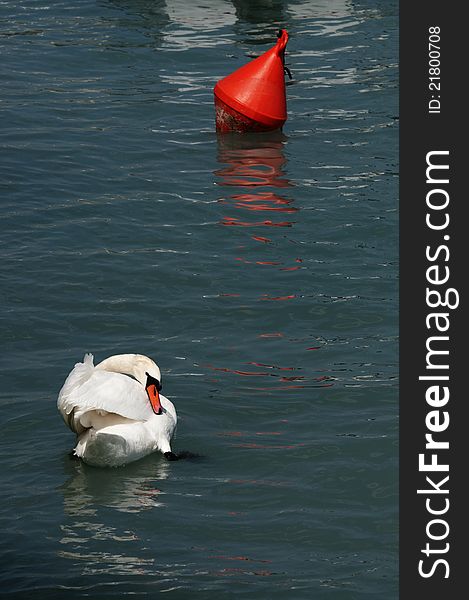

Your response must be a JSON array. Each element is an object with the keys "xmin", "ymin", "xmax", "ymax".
[{"xmin": 146, "ymin": 384, "xmax": 163, "ymax": 415}]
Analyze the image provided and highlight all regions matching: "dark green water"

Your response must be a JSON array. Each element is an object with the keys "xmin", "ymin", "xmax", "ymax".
[{"xmin": 1, "ymin": 1, "xmax": 398, "ymax": 597}]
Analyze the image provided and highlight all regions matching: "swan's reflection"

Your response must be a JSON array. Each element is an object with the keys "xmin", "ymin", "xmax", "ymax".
[
  {"xmin": 61, "ymin": 455, "xmax": 170, "ymax": 516},
  {"xmin": 58, "ymin": 457, "xmax": 170, "ymax": 575}
]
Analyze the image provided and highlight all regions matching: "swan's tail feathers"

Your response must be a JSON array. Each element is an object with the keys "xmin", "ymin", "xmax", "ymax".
[
  {"xmin": 75, "ymin": 352, "xmax": 94, "ymax": 376},
  {"xmin": 83, "ymin": 353, "xmax": 94, "ymax": 367},
  {"xmin": 59, "ymin": 354, "xmax": 95, "ymax": 401},
  {"xmin": 58, "ymin": 353, "xmax": 96, "ymax": 427}
]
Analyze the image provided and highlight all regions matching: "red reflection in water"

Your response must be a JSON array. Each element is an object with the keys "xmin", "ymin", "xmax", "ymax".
[
  {"xmin": 260, "ymin": 294, "xmax": 296, "ymax": 301},
  {"xmin": 207, "ymin": 362, "xmax": 302, "ymax": 380},
  {"xmin": 205, "ymin": 358, "xmax": 315, "ymax": 389},
  {"xmin": 225, "ymin": 192, "xmax": 298, "ymax": 213},
  {"xmin": 247, "ymin": 361, "xmax": 295, "ymax": 371},
  {"xmin": 233, "ymin": 370, "xmax": 269, "ymax": 376},
  {"xmin": 216, "ymin": 132, "xmax": 297, "ymax": 230},
  {"xmin": 222, "ymin": 217, "xmax": 294, "ymax": 227},
  {"xmin": 206, "ymin": 365, "xmax": 271, "ymax": 376},
  {"xmin": 235, "ymin": 257, "xmax": 303, "ymax": 271},
  {"xmin": 253, "ymin": 383, "xmax": 333, "ymax": 390},
  {"xmin": 215, "ymin": 134, "xmax": 291, "ymax": 189},
  {"xmin": 252, "ymin": 235, "xmax": 271, "ymax": 243}
]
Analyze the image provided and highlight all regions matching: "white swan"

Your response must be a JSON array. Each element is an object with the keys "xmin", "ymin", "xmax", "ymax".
[{"xmin": 58, "ymin": 353, "xmax": 177, "ymax": 467}]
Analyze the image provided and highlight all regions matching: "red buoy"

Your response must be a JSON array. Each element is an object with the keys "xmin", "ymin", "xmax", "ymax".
[{"xmin": 214, "ymin": 30, "xmax": 289, "ymax": 133}]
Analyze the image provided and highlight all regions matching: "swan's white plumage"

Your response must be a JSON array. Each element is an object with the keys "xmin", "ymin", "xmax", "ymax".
[{"xmin": 58, "ymin": 353, "xmax": 177, "ymax": 467}]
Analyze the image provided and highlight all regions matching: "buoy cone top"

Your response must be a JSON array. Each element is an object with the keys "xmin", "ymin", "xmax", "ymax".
[{"xmin": 214, "ymin": 29, "xmax": 289, "ymax": 132}]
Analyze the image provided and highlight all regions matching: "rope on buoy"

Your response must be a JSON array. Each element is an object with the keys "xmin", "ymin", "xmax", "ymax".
[{"xmin": 277, "ymin": 30, "xmax": 292, "ymax": 79}]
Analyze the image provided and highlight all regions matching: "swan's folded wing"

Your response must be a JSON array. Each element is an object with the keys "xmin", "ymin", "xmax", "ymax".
[{"xmin": 59, "ymin": 368, "xmax": 154, "ymax": 425}]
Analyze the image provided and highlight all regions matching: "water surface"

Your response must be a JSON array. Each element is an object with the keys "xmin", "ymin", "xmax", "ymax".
[{"xmin": 1, "ymin": 1, "xmax": 398, "ymax": 597}]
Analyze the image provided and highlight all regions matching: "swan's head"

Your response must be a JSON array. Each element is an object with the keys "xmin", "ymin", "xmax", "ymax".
[
  {"xmin": 133, "ymin": 356, "xmax": 163, "ymax": 416},
  {"xmin": 143, "ymin": 369, "xmax": 163, "ymax": 416},
  {"xmin": 95, "ymin": 354, "xmax": 163, "ymax": 415}
]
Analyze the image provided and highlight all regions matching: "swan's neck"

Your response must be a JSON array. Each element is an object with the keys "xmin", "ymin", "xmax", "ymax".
[{"xmin": 95, "ymin": 354, "xmax": 145, "ymax": 385}]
